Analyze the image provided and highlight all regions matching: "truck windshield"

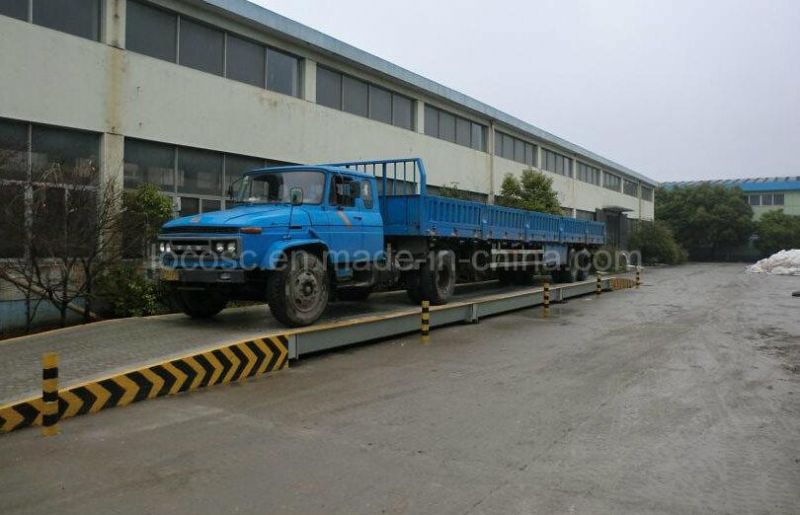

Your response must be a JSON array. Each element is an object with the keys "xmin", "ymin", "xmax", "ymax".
[{"xmin": 237, "ymin": 171, "xmax": 325, "ymax": 204}]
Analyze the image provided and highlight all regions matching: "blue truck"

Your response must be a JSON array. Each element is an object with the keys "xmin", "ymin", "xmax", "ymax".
[{"xmin": 158, "ymin": 158, "xmax": 605, "ymax": 326}]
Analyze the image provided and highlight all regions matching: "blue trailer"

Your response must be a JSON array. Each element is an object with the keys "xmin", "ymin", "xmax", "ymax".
[{"xmin": 158, "ymin": 158, "xmax": 605, "ymax": 326}]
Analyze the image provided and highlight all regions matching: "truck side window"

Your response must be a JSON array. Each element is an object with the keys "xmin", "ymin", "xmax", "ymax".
[
  {"xmin": 330, "ymin": 175, "xmax": 356, "ymax": 208},
  {"xmin": 361, "ymin": 180, "xmax": 373, "ymax": 209}
]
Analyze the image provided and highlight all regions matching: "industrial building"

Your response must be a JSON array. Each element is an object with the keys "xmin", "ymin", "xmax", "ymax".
[
  {"xmin": 0, "ymin": 0, "xmax": 657, "ymax": 331},
  {"xmin": 663, "ymin": 177, "xmax": 800, "ymax": 220}
]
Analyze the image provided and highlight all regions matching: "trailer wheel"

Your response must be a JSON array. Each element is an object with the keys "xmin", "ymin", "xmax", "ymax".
[
  {"xmin": 405, "ymin": 272, "xmax": 423, "ymax": 304},
  {"xmin": 267, "ymin": 250, "xmax": 329, "ymax": 327},
  {"xmin": 573, "ymin": 250, "xmax": 591, "ymax": 281},
  {"xmin": 172, "ymin": 288, "xmax": 228, "ymax": 319},
  {"xmin": 496, "ymin": 270, "xmax": 515, "ymax": 285},
  {"xmin": 336, "ymin": 286, "xmax": 372, "ymax": 302},
  {"xmin": 418, "ymin": 250, "xmax": 457, "ymax": 305}
]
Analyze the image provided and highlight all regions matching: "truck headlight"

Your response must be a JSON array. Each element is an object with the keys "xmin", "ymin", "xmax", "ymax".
[
  {"xmin": 165, "ymin": 242, "xmax": 172, "ymax": 253},
  {"xmin": 215, "ymin": 242, "xmax": 225, "ymax": 253},
  {"xmin": 226, "ymin": 242, "xmax": 237, "ymax": 253},
  {"xmin": 159, "ymin": 242, "xmax": 166, "ymax": 253}
]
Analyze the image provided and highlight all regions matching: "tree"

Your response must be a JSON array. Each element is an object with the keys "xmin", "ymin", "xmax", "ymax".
[
  {"xmin": 629, "ymin": 220, "xmax": 687, "ymax": 265},
  {"xmin": 122, "ymin": 183, "xmax": 174, "ymax": 258},
  {"xmin": 655, "ymin": 184, "xmax": 753, "ymax": 259},
  {"xmin": 754, "ymin": 210, "xmax": 800, "ymax": 256},
  {"xmin": 436, "ymin": 182, "xmax": 476, "ymax": 202},
  {"xmin": 496, "ymin": 168, "xmax": 562, "ymax": 215}
]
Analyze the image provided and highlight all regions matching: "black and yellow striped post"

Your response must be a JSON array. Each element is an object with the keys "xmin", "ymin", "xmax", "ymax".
[
  {"xmin": 596, "ymin": 274, "xmax": 602, "ymax": 295},
  {"xmin": 41, "ymin": 352, "xmax": 59, "ymax": 437},
  {"xmin": 542, "ymin": 282, "xmax": 550, "ymax": 318},
  {"xmin": 636, "ymin": 268, "xmax": 641, "ymax": 288},
  {"xmin": 421, "ymin": 300, "xmax": 430, "ymax": 344}
]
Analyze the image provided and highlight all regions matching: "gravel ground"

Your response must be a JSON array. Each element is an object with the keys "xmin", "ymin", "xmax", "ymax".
[{"xmin": 0, "ymin": 263, "xmax": 798, "ymax": 514}]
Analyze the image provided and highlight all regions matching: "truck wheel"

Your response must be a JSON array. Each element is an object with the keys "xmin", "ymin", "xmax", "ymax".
[
  {"xmin": 573, "ymin": 250, "xmax": 591, "ymax": 281},
  {"xmin": 406, "ymin": 272, "xmax": 423, "ymax": 304},
  {"xmin": 497, "ymin": 270, "xmax": 515, "ymax": 285},
  {"xmin": 173, "ymin": 289, "xmax": 228, "ymax": 319},
  {"xmin": 419, "ymin": 250, "xmax": 457, "ymax": 305},
  {"xmin": 267, "ymin": 250, "xmax": 329, "ymax": 327},
  {"xmin": 337, "ymin": 287, "xmax": 372, "ymax": 302}
]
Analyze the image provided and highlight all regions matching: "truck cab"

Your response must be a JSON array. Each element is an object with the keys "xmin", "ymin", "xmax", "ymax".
[{"xmin": 158, "ymin": 165, "xmax": 383, "ymax": 326}]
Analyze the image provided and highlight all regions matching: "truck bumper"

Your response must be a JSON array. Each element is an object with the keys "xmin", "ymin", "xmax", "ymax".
[{"xmin": 160, "ymin": 268, "xmax": 246, "ymax": 284}]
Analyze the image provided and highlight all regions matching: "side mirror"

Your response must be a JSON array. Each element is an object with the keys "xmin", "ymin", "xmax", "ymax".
[{"xmin": 289, "ymin": 187, "xmax": 304, "ymax": 206}]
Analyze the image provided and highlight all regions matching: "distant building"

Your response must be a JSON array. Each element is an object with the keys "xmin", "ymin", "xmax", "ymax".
[{"xmin": 662, "ymin": 177, "xmax": 800, "ymax": 220}]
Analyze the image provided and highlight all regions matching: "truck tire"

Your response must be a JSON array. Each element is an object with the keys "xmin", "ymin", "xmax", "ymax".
[
  {"xmin": 406, "ymin": 272, "xmax": 423, "ymax": 304},
  {"xmin": 336, "ymin": 287, "xmax": 372, "ymax": 302},
  {"xmin": 267, "ymin": 250, "xmax": 329, "ymax": 327},
  {"xmin": 496, "ymin": 270, "xmax": 516, "ymax": 285},
  {"xmin": 418, "ymin": 250, "xmax": 457, "ymax": 305},
  {"xmin": 173, "ymin": 288, "xmax": 228, "ymax": 319}
]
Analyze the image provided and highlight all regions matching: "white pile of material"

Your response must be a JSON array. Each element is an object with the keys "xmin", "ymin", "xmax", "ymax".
[{"xmin": 746, "ymin": 249, "xmax": 800, "ymax": 275}]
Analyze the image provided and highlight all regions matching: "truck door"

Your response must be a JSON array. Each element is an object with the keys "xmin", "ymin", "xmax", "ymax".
[
  {"xmin": 358, "ymin": 178, "xmax": 384, "ymax": 262},
  {"xmin": 327, "ymin": 173, "xmax": 364, "ymax": 264}
]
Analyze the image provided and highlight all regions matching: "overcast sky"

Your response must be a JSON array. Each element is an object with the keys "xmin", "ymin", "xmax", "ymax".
[{"xmin": 253, "ymin": 0, "xmax": 799, "ymax": 182}]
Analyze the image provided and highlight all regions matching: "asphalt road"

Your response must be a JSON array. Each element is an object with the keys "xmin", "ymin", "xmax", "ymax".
[{"xmin": 1, "ymin": 263, "xmax": 798, "ymax": 514}]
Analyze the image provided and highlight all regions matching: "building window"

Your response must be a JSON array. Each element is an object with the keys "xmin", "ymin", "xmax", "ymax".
[
  {"xmin": 266, "ymin": 47, "xmax": 300, "ymax": 97},
  {"xmin": 226, "ymin": 34, "xmax": 266, "ymax": 88},
  {"xmin": 126, "ymin": 1, "xmax": 177, "ymax": 62},
  {"xmin": 0, "ymin": 0, "xmax": 28, "ymax": 21},
  {"xmin": 316, "ymin": 66, "xmax": 342, "ymax": 109},
  {"xmin": 392, "ymin": 95, "xmax": 413, "ymax": 130},
  {"xmin": 438, "ymin": 111, "xmax": 456, "ymax": 142},
  {"xmin": 342, "ymin": 75, "xmax": 369, "ymax": 117},
  {"xmin": 0, "ymin": 118, "xmax": 100, "ymax": 258},
  {"xmin": 762, "ymin": 193, "xmax": 773, "ymax": 206},
  {"xmin": 0, "ymin": 118, "xmax": 29, "ymax": 181},
  {"xmin": 32, "ymin": 0, "xmax": 100, "ymax": 41},
  {"xmin": 748, "ymin": 194, "xmax": 760, "ymax": 206},
  {"xmin": 576, "ymin": 162, "xmax": 601, "ymax": 186},
  {"xmin": 542, "ymin": 148, "xmax": 572, "ymax": 177},
  {"xmin": 123, "ymin": 138, "xmax": 284, "ymax": 214},
  {"xmin": 603, "ymin": 172, "xmax": 621, "ymax": 191},
  {"xmin": 623, "ymin": 179, "xmax": 638, "ymax": 197},
  {"xmin": 773, "ymin": 193, "xmax": 784, "ymax": 205},
  {"xmin": 641, "ymin": 186, "xmax": 653, "ymax": 202},
  {"xmin": 31, "ymin": 124, "xmax": 99, "ymax": 185},
  {"xmin": 178, "ymin": 18, "xmax": 224, "ymax": 75},
  {"xmin": 123, "ymin": 139, "xmax": 175, "ymax": 191},
  {"xmin": 425, "ymin": 105, "xmax": 486, "ymax": 151},
  {"xmin": 225, "ymin": 154, "xmax": 266, "ymax": 189},
  {"xmin": 495, "ymin": 131, "xmax": 536, "ymax": 166},
  {"xmin": 316, "ymin": 67, "xmax": 415, "ymax": 130},
  {"xmin": 369, "ymin": 85, "xmax": 392, "ymax": 124},
  {"xmin": 126, "ymin": 1, "xmax": 301, "ymax": 97},
  {"xmin": 575, "ymin": 209, "xmax": 595, "ymax": 221},
  {"xmin": 177, "ymin": 147, "xmax": 223, "ymax": 196}
]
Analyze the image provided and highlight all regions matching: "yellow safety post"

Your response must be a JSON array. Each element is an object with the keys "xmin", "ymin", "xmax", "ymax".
[
  {"xmin": 636, "ymin": 267, "xmax": 641, "ymax": 288},
  {"xmin": 41, "ymin": 352, "xmax": 59, "ymax": 437},
  {"xmin": 543, "ymin": 282, "xmax": 550, "ymax": 318},
  {"xmin": 421, "ymin": 300, "xmax": 430, "ymax": 344},
  {"xmin": 596, "ymin": 274, "xmax": 602, "ymax": 295}
]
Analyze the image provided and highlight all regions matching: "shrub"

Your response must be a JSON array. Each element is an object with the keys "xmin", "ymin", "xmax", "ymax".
[
  {"xmin": 629, "ymin": 220, "xmax": 688, "ymax": 265},
  {"xmin": 755, "ymin": 210, "xmax": 800, "ymax": 256},
  {"xmin": 97, "ymin": 265, "xmax": 164, "ymax": 317}
]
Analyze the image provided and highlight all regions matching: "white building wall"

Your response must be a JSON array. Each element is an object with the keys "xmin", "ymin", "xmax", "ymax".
[{"xmin": 0, "ymin": 2, "xmax": 655, "ymax": 220}]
